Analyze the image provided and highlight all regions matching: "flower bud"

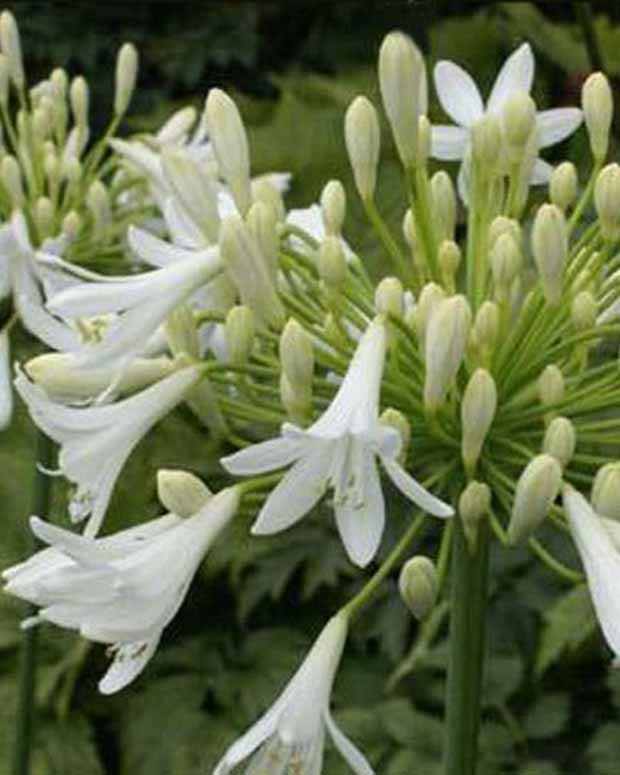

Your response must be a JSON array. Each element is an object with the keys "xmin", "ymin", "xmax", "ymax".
[
  {"xmin": 402, "ymin": 208, "xmax": 416, "ymax": 247},
  {"xmin": 205, "ymin": 88, "xmax": 251, "ymax": 215},
  {"xmin": 488, "ymin": 215, "xmax": 521, "ymax": 249},
  {"xmin": 473, "ymin": 301, "xmax": 500, "ymax": 358},
  {"xmin": 459, "ymin": 481, "xmax": 491, "ymax": 552},
  {"xmin": 251, "ymin": 178, "xmax": 285, "ymax": 222},
  {"xmin": 380, "ymin": 408, "xmax": 410, "ymax": 464},
  {"xmin": 424, "ymin": 295, "xmax": 471, "ymax": 411},
  {"xmin": 114, "ymin": 42, "xmax": 138, "ymax": 116},
  {"xmin": 507, "ymin": 454, "xmax": 562, "ymax": 544},
  {"xmin": 87, "ymin": 180, "xmax": 110, "ymax": 237},
  {"xmin": 157, "ymin": 106, "xmax": 197, "ymax": 144},
  {"xmin": 318, "ymin": 236, "xmax": 347, "ymax": 292},
  {"xmin": 320, "ymin": 179, "xmax": 346, "ymax": 236},
  {"xmin": 438, "ymin": 240, "xmax": 461, "ymax": 291},
  {"xmin": 246, "ymin": 200, "xmax": 278, "ymax": 280},
  {"xmin": 531, "ymin": 204, "xmax": 567, "ymax": 304},
  {"xmin": 471, "ymin": 115, "xmax": 502, "ymax": 169},
  {"xmin": 34, "ymin": 197, "xmax": 54, "ymax": 240},
  {"xmin": 461, "ymin": 369, "xmax": 497, "ymax": 472},
  {"xmin": 399, "ymin": 555, "xmax": 438, "ymax": 620},
  {"xmin": 538, "ymin": 365, "xmax": 564, "ymax": 408},
  {"xmin": 595, "ymin": 164, "xmax": 620, "ymax": 242},
  {"xmin": 431, "ymin": 170, "xmax": 456, "ymax": 241},
  {"xmin": 280, "ymin": 318, "xmax": 314, "ymax": 389},
  {"xmin": 582, "ymin": 72, "xmax": 613, "ymax": 161},
  {"xmin": 0, "ymin": 11, "xmax": 23, "ymax": 87},
  {"xmin": 62, "ymin": 211, "xmax": 81, "ymax": 240},
  {"xmin": 417, "ymin": 114, "xmax": 431, "ymax": 167},
  {"xmin": 571, "ymin": 290, "xmax": 597, "ymax": 331},
  {"xmin": 0, "ymin": 54, "xmax": 9, "ymax": 105},
  {"xmin": 378, "ymin": 31, "xmax": 426, "ymax": 167},
  {"xmin": 225, "ymin": 305, "xmax": 255, "ymax": 366},
  {"xmin": 157, "ymin": 469, "xmax": 212, "ymax": 518},
  {"xmin": 502, "ymin": 92, "xmax": 536, "ymax": 153},
  {"xmin": 550, "ymin": 162, "xmax": 578, "ymax": 211},
  {"xmin": 414, "ymin": 282, "xmax": 446, "ymax": 347},
  {"xmin": 344, "ymin": 96, "xmax": 380, "ymax": 201},
  {"xmin": 69, "ymin": 76, "xmax": 89, "ymax": 129},
  {"xmin": 50, "ymin": 67, "xmax": 68, "ymax": 100},
  {"xmin": 491, "ymin": 232, "xmax": 521, "ymax": 299},
  {"xmin": 375, "ymin": 276, "xmax": 403, "ymax": 318},
  {"xmin": 591, "ymin": 462, "xmax": 620, "ymax": 519},
  {"xmin": 220, "ymin": 214, "xmax": 284, "ymax": 329},
  {"xmin": 1, "ymin": 154, "xmax": 23, "ymax": 206},
  {"xmin": 543, "ymin": 416, "xmax": 576, "ymax": 469}
]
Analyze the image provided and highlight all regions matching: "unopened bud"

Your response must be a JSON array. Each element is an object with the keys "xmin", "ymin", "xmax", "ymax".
[
  {"xmin": 414, "ymin": 282, "xmax": 446, "ymax": 347},
  {"xmin": 502, "ymin": 92, "xmax": 536, "ymax": 153},
  {"xmin": 225, "ymin": 305, "xmax": 255, "ymax": 366},
  {"xmin": 87, "ymin": 180, "xmax": 110, "ymax": 236},
  {"xmin": 344, "ymin": 96, "xmax": 380, "ymax": 201},
  {"xmin": 508, "ymin": 454, "xmax": 562, "ymax": 543},
  {"xmin": 531, "ymin": 203, "xmax": 567, "ymax": 304},
  {"xmin": 318, "ymin": 236, "xmax": 347, "ymax": 292},
  {"xmin": 157, "ymin": 106, "xmax": 197, "ymax": 144},
  {"xmin": 114, "ymin": 42, "xmax": 138, "ymax": 116},
  {"xmin": 62, "ymin": 210, "xmax": 81, "ymax": 240},
  {"xmin": 69, "ymin": 76, "xmax": 89, "ymax": 129},
  {"xmin": 473, "ymin": 301, "xmax": 500, "ymax": 358},
  {"xmin": 246, "ymin": 200, "xmax": 278, "ymax": 280},
  {"xmin": 459, "ymin": 481, "xmax": 491, "ymax": 552},
  {"xmin": 251, "ymin": 178, "xmax": 285, "ymax": 222},
  {"xmin": 582, "ymin": 72, "xmax": 613, "ymax": 161},
  {"xmin": 461, "ymin": 369, "xmax": 497, "ymax": 471},
  {"xmin": 571, "ymin": 290, "xmax": 597, "ymax": 331},
  {"xmin": 34, "ymin": 197, "xmax": 54, "ymax": 239},
  {"xmin": 438, "ymin": 240, "xmax": 461, "ymax": 290},
  {"xmin": 488, "ymin": 215, "xmax": 521, "ymax": 249},
  {"xmin": 491, "ymin": 232, "xmax": 521, "ymax": 299},
  {"xmin": 50, "ymin": 67, "xmax": 68, "ymax": 99},
  {"xmin": 398, "ymin": 555, "xmax": 438, "ymax": 620},
  {"xmin": 321, "ymin": 179, "xmax": 346, "ymax": 236},
  {"xmin": 205, "ymin": 88, "xmax": 251, "ymax": 215},
  {"xmin": 0, "ymin": 11, "xmax": 23, "ymax": 87},
  {"xmin": 417, "ymin": 114, "xmax": 431, "ymax": 167},
  {"xmin": 591, "ymin": 462, "xmax": 620, "ymax": 519},
  {"xmin": 595, "ymin": 164, "xmax": 620, "ymax": 241},
  {"xmin": 379, "ymin": 31, "xmax": 426, "ymax": 167},
  {"xmin": 402, "ymin": 208, "xmax": 416, "ymax": 247},
  {"xmin": 538, "ymin": 365, "xmax": 564, "ymax": 408},
  {"xmin": 424, "ymin": 295, "xmax": 471, "ymax": 411},
  {"xmin": 375, "ymin": 276, "xmax": 403, "ymax": 318},
  {"xmin": 157, "ymin": 469, "xmax": 212, "ymax": 518},
  {"xmin": 1, "ymin": 154, "xmax": 23, "ymax": 206},
  {"xmin": 543, "ymin": 416, "xmax": 576, "ymax": 469},
  {"xmin": 471, "ymin": 115, "xmax": 502, "ymax": 168},
  {"xmin": 550, "ymin": 162, "xmax": 578, "ymax": 211},
  {"xmin": 431, "ymin": 170, "xmax": 457, "ymax": 241},
  {"xmin": 280, "ymin": 318, "xmax": 314, "ymax": 388},
  {"xmin": 380, "ymin": 408, "xmax": 410, "ymax": 464}
]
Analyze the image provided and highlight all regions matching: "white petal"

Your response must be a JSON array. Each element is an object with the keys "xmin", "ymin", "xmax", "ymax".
[
  {"xmin": 128, "ymin": 224, "xmax": 209, "ymax": 268},
  {"xmin": 564, "ymin": 487, "xmax": 620, "ymax": 656},
  {"xmin": 325, "ymin": 710, "xmax": 374, "ymax": 775},
  {"xmin": 0, "ymin": 330, "xmax": 12, "ymax": 429},
  {"xmin": 486, "ymin": 43, "xmax": 535, "ymax": 114},
  {"xmin": 163, "ymin": 197, "xmax": 205, "ymax": 250},
  {"xmin": 529, "ymin": 158, "xmax": 554, "ymax": 186},
  {"xmin": 98, "ymin": 636, "xmax": 161, "ymax": 694},
  {"xmin": 334, "ymin": 451, "xmax": 384, "ymax": 567},
  {"xmin": 433, "ymin": 61, "xmax": 484, "ymax": 128},
  {"xmin": 381, "ymin": 457, "xmax": 454, "ymax": 518},
  {"xmin": 15, "ymin": 293, "xmax": 80, "ymax": 352},
  {"xmin": 457, "ymin": 158, "xmax": 471, "ymax": 205},
  {"xmin": 252, "ymin": 446, "xmax": 331, "ymax": 534},
  {"xmin": 221, "ymin": 433, "xmax": 306, "ymax": 476},
  {"xmin": 537, "ymin": 108, "xmax": 583, "ymax": 149},
  {"xmin": 430, "ymin": 125, "xmax": 469, "ymax": 161}
]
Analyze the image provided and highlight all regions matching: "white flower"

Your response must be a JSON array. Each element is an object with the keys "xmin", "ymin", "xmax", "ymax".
[
  {"xmin": 563, "ymin": 485, "xmax": 620, "ymax": 657},
  {"xmin": 15, "ymin": 363, "xmax": 204, "ymax": 536},
  {"xmin": 213, "ymin": 614, "xmax": 373, "ymax": 775},
  {"xmin": 0, "ymin": 328, "xmax": 12, "ymax": 429},
  {"xmin": 222, "ymin": 317, "xmax": 453, "ymax": 567},
  {"xmin": 2, "ymin": 485, "xmax": 240, "ymax": 694},
  {"xmin": 46, "ymin": 229, "xmax": 224, "ymax": 369},
  {"xmin": 431, "ymin": 43, "xmax": 583, "ymax": 200}
]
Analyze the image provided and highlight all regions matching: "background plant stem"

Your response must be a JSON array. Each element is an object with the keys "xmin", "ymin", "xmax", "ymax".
[
  {"xmin": 12, "ymin": 430, "xmax": 54, "ymax": 775},
  {"xmin": 443, "ymin": 518, "xmax": 490, "ymax": 775}
]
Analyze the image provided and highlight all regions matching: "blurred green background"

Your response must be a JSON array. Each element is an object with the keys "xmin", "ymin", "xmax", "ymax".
[{"xmin": 3, "ymin": 2, "xmax": 620, "ymax": 774}]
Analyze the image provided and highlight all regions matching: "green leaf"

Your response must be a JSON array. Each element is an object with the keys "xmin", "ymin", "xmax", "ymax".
[
  {"xmin": 587, "ymin": 722, "xmax": 620, "ymax": 773},
  {"xmin": 519, "ymin": 762, "xmax": 560, "ymax": 775},
  {"xmin": 522, "ymin": 692, "xmax": 570, "ymax": 739},
  {"xmin": 483, "ymin": 654, "xmax": 523, "ymax": 706}
]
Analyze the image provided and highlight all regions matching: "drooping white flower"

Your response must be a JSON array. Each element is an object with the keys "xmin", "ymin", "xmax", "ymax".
[
  {"xmin": 213, "ymin": 614, "xmax": 373, "ymax": 775},
  {"xmin": 222, "ymin": 317, "xmax": 453, "ymax": 567},
  {"xmin": 2, "ymin": 485, "xmax": 240, "ymax": 694},
  {"xmin": 563, "ymin": 485, "xmax": 620, "ymax": 657},
  {"xmin": 15, "ymin": 363, "xmax": 204, "ymax": 536},
  {"xmin": 431, "ymin": 43, "xmax": 583, "ymax": 200}
]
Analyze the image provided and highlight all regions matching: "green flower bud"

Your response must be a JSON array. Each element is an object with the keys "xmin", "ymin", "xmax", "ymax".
[
  {"xmin": 543, "ymin": 416, "xmax": 576, "ymax": 469},
  {"xmin": 344, "ymin": 95, "xmax": 380, "ymax": 201},
  {"xmin": 538, "ymin": 364, "xmax": 564, "ymax": 408},
  {"xmin": 473, "ymin": 301, "xmax": 500, "ymax": 359},
  {"xmin": 375, "ymin": 276, "xmax": 403, "ymax": 319},
  {"xmin": 0, "ymin": 11, "xmax": 23, "ymax": 87},
  {"xmin": 398, "ymin": 555, "xmax": 438, "ymax": 620},
  {"xmin": 69, "ymin": 76, "xmax": 89, "ymax": 129},
  {"xmin": 247, "ymin": 200, "xmax": 278, "ymax": 281},
  {"xmin": 471, "ymin": 115, "xmax": 502, "ymax": 168},
  {"xmin": 1, "ymin": 154, "xmax": 23, "ymax": 206},
  {"xmin": 591, "ymin": 462, "xmax": 620, "ymax": 520},
  {"xmin": 380, "ymin": 408, "xmax": 411, "ymax": 464},
  {"xmin": 491, "ymin": 232, "xmax": 521, "ymax": 299},
  {"xmin": 114, "ymin": 42, "xmax": 138, "ymax": 116},
  {"xmin": 459, "ymin": 481, "xmax": 491, "ymax": 552},
  {"xmin": 50, "ymin": 67, "xmax": 68, "ymax": 100},
  {"xmin": 488, "ymin": 215, "xmax": 521, "ymax": 249},
  {"xmin": 157, "ymin": 469, "xmax": 212, "ymax": 518},
  {"xmin": 34, "ymin": 197, "xmax": 54, "ymax": 240},
  {"xmin": 318, "ymin": 236, "xmax": 347, "ymax": 292},
  {"xmin": 571, "ymin": 290, "xmax": 597, "ymax": 331},
  {"xmin": 414, "ymin": 282, "xmax": 446, "ymax": 347},
  {"xmin": 438, "ymin": 240, "xmax": 461, "ymax": 291},
  {"xmin": 550, "ymin": 162, "xmax": 578, "ymax": 211},
  {"xmin": 582, "ymin": 72, "xmax": 613, "ymax": 162},
  {"xmin": 251, "ymin": 178, "xmax": 286, "ymax": 223},
  {"xmin": 502, "ymin": 92, "xmax": 537, "ymax": 154},
  {"xmin": 417, "ymin": 114, "xmax": 431, "ymax": 167},
  {"xmin": 320, "ymin": 179, "xmax": 346, "ymax": 236},
  {"xmin": 431, "ymin": 170, "xmax": 456, "ymax": 241},
  {"xmin": 531, "ymin": 203, "xmax": 567, "ymax": 304},
  {"xmin": 402, "ymin": 208, "xmax": 416, "ymax": 247},
  {"xmin": 225, "ymin": 305, "xmax": 255, "ymax": 366},
  {"xmin": 61, "ymin": 211, "xmax": 81, "ymax": 240},
  {"xmin": 508, "ymin": 454, "xmax": 562, "ymax": 544},
  {"xmin": 595, "ymin": 164, "xmax": 620, "ymax": 242},
  {"xmin": 87, "ymin": 180, "xmax": 110, "ymax": 237},
  {"xmin": 461, "ymin": 369, "xmax": 497, "ymax": 472},
  {"xmin": 280, "ymin": 318, "xmax": 314, "ymax": 389},
  {"xmin": 0, "ymin": 54, "xmax": 9, "ymax": 105}
]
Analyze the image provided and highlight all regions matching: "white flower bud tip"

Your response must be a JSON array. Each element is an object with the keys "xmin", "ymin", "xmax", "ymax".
[
  {"xmin": 502, "ymin": 92, "xmax": 536, "ymax": 150},
  {"xmin": 538, "ymin": 364, "xmax": 564, "ymax": 408},
  {"xmin": 424, "ymin": 295, "xmax": 471, "ymax": 411},
  {"xmin": 157, "ymin": 469, "xmax": 212, "ymax": 518},
  {"xmin": 279, "ymin": 318, "xmax": 314, "ymax": 389},
  {"xmin": 582, "ymin": 72, "xmax": 613, "ymax": 161},
  {"xmin": 595, "ymin": 164, "xmax": 620, "ymax": 242},
  {"xmin": 430, "ymin": 170, "xmax": 457, "ymax": 241},
  {"xmin": 591, "ymin": 462, "xmax": 620, "ymax": 520},
  {"xmin": 320, "ymin": 179, "xmax": 346, "ymax": 236},
  {"xmin": 531, "ymin": 203, "xmax": 567, "ymax": 305},
  {"xmin": 225, "ymin": 305, "xmax": 255, "ymax": 366},
  {"xmin": 317, "ymin": 236, "xmax": 346, "ymax": 292},
  {"xmin": 375, "ymin": 276, "xmax": 403, "ymax": 319},
  {"xmin": 344, "ymin": 95, "xmax": 380, "ymax": 202},
  {"xmin": 461, "ymin": 368, "xmax": 497, "ymax": 472},
  {"xmin": 114, "ymin": 43, "xmax": 139, "ymax": 116},
  {"xmin": 543, "ymin": 416, "xmax": 576, "ymax": 469},
  {"xmin": 550, "ymin": 162, "xmax": 578, "ymax": 211},
  {"xmin": 0, "ymin": 11, "xmax": 23, "ymax": 87},
  {"xmin": 459, "ymin": 481, "xmax": 491, "ymax": 551},
  {"xmin": 398, "ymin": 555, "xmax": 438, "ymax": 620},
  {"xmin": 508, "ymin": 454, "xmax": 562, "ymax": 544}
]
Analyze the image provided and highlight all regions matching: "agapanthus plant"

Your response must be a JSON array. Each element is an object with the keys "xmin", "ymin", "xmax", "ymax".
[{"xmin": 5, "ymin": 16, "xmax": 620, "ymax": 775}]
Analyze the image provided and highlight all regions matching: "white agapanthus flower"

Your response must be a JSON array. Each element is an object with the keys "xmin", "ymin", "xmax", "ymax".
[
  {"xmin": 431, "ymin": 43, "xmax": 583, "ymax": 200},
  {"xmin": 563, "ymin": 485, "xmax": 620, "ymax": 658},
  {"xmin": 15, "ymin": 363, "xmax": 204, "ymax": 536},
  {"xmin": 214, "ymin": 614, "xmax": 373, "ymax": 775},
  {"xmin": 2, "ymin": 485, "xmax": 240, "ymax": 694},
  {"xmin": 222, "ymin": 316, "xmax": 453, "ymax": 567},
  {"xmin": 0, "ymin": 329, "xmax": 12, "ymax": 429}
]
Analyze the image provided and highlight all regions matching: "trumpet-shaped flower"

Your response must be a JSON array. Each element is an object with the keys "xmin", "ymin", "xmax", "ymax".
[
  {"xmin": 2, "ymin": 485, "xmax": 240, "ymax": 694},
  {"xmin": 431, "ymin": 43, "xmax": 582, "ymax": 200},
  {"xmin": 213, "ymin": 614, "xmax": 373, "ymax": 775},
  {"xmin": 563, "ymin": 485, "xmax": 620, "ymax": 657},
  {"xmin": 15, "ymin": 363, "xmax": 204, "ymax": 536},
  {"xmin": 222, "ymin": 317, "xmax": 453, "ymax": 567}
]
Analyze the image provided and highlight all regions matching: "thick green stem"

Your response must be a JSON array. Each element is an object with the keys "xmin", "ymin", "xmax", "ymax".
[
  {"xmin": 12, "ymin": 431, "xmax": 54, "ymax": 775},
  {"xmin": 443, "ymin": 517, "xmax": 490, "ymax": 775}
]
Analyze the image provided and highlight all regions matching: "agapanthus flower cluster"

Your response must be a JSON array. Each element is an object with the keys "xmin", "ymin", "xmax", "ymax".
[{"xmin": 5, "ymin": 19, "xmax": 620, "ymax": 774}]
